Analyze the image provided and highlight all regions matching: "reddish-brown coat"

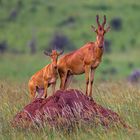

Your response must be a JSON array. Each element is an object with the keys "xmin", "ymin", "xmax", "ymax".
[
  {"xmin": 28, "ymin": 50, "xmax": 63, "ymax": 100},
  {"xmin": 58, "ymin": 15, "xmax": 110, "ymax": 97}
]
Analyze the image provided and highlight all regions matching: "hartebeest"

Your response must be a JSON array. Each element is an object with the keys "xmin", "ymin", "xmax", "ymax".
[
  {"xmin": 58, "ymin": 15, "xmax": 110, "ymax": 97},
  {"xmin": 28, "ymin": 49, "xmax": 63, "ymax": 100}
]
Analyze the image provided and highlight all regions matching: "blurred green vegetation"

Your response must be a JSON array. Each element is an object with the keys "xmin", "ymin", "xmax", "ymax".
[
  {"xmin": 1, "ymin": 50, "xmax": 140, "ymax": 81},
  {"xmin": 0, "ymin": 0, "xmax": 140, "ymax": 80}
]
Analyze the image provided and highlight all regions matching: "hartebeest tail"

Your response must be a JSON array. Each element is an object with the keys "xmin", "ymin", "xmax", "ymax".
[
  {"xmin": 58, "ymin": 15, "xmax": 110, "ymax": 97},
  {"xmin": 28, "ymin": 49, "xmax": 63, "ymax": 100}
]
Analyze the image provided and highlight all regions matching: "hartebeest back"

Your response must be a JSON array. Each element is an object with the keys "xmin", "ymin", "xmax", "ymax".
[
  {"xmin": 58, "ymin": 15, "xmax": 110, "ymax": 97},
  {"xmin": 28, "ymin": 49, "xmax": 63, "ymax": 100}
]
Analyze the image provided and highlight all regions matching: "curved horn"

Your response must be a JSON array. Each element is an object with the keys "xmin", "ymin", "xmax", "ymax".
[
  {"xmin": 102, "ymin": 15, "xmax": 106, "ymax": 27},
  {"xmin": 44, "ymin": 51, "xmax": 51, "ymax": 56},
  {"xmin": 58, "ymin": 49, "xmax": 64, "ymax": 56},
  {"xmin": 96, "ymin": 15, "xmax": 100, "ymax": 26}
]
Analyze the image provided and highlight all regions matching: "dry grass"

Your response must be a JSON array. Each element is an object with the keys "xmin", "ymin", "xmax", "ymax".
[{"xmin": 0, "ymin": 80, "xmax": 140, "ymax": 140}]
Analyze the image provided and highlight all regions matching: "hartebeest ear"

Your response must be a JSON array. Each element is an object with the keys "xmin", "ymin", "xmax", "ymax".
[
  {"xmin": 105, "ymin": 26, "xmax": 111, "ymax": 33},
  {"xmin": 44, "ymin": 51, "xmax": 51, "ymax": 56},
  {"xmin": 58, "ymin": 50, "xmax": 64, "ymax": 56},
  {"xmin": 91, "ymin": 25, "xmax": 97, "ymax": 33}
]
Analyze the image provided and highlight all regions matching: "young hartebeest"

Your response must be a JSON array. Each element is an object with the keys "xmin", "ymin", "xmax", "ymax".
[
  {"xmin": 28, "ymin": 50, "xmax": 63, "ymax": 100},
  {"xmin": 58, "ymin": 15, "xmax": 110, "ymax": 97}
]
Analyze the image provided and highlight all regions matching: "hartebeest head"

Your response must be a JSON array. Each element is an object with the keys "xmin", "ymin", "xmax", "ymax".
[
  {"xmin": 44, "ymin": 49, "xmax": 64, "ymax": 69},
  {"xmin": 91, "ymin": 15, "xmax": 110, "ymax": 48}
]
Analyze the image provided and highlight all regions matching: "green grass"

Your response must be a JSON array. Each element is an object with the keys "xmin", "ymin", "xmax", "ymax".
[
  {"xmin": 0, "ymin": 0, "xmax": 140, "ymax": 80},
  {"xmin": 0, "ymin": 80, "xmax": 140, "ymax": 140},
  {"xmin": 0, "ymin": 48, "xmax": 139, "ymax": 81}
]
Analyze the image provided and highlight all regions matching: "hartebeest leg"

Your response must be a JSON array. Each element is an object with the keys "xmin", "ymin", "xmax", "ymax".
[
  {"xmin": 30, "ymin": 88, "xmax": 36, "ymax": 100},
  {"xmin": 89, "ymin": 69, "xmax": 95, "ymax": 97},
  {"xmin": 51, "ymin": 82, "xmax": 56, "ymax": 95},
  {"xmin": 59, "ymin": 71, "xmax": 68, "ymax": 90},
  {"xmin": 85, "ymin": 65, "xmax": 90, "ymax": 96},
  {"xmin": 64, "ymin": 74, "xmax": 73, "ymax": 89},
  {"xmin": 28, "ymin": 82, "xmax": 36, "ymax": 100},
  {"xmin": 43, "ymin": 80, "xmax": 48, "ymax": 98}
]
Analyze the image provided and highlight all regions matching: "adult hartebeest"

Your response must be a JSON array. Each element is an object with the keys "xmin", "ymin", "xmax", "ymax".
[
  {"xmin": 28, "ymin": 49, "xmax": 63, "ymax": 100},
  {"xmin": 58, "ymin": 15, "xmax": 110, "ymax": 97}
]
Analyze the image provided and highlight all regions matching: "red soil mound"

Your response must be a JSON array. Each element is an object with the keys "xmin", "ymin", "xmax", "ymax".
[{"xmin": 11, "ymin": 89, "xmax": 130, "ymax": 129}]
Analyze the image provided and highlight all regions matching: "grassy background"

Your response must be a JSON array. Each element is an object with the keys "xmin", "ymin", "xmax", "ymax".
[{"xmin": 0, "ymin": 0, "xmax": 140, "ymax": 81}]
